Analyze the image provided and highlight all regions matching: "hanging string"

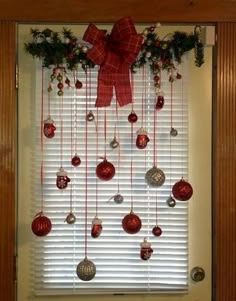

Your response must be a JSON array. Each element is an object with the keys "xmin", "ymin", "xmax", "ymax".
[
  {"xmin": 59, "ymin": 73, "xmax": 64, "ymax": 167},
  {"xmin": 95, "ymin": 106, "xmax": 99, "ymax": 216},
  {"xmin": 70, "ymin": 90, "xmax": 74, "ymax": 214},
  {"xmin": 181, "ymin": 65, "xmax": 184, "ymax": 178},
  {"xmin": 104, "ymin": 107, "xmax": 107, "ymax": 159},
  {"xmin": 153, "ymin": 107, "xmax": 157, "ymax": 167},
  {"xmin": 130, "ymin": 72, "xmax": 134, "ymax": 210},
  {"xmin": 73, "ymin": 70, "xmax": 78, "ymax": 156},
  {"xmin": 85, "ymin": 69, "xmax": 88, "ymax": 257},
  {"xmin": 141, "ymin": 66, "xmax": 145, "ymax": 128},
  {"xmin": 40, "ymin": 66, "xmax": 45, "ymax": 213},
  {"xmin": 169, "ymin": 81, "xmax": 173, "ymax": 187},
  {"xmin": 115, "ymin": 101, "xmax": 121, "ymax": 193},
  {"xmin": 47, "ymin": 85, "xmax": 51, "ymax": 118},
  {"xmin": 155, "ymin": 190, "xmax": 158, "ymax": 225}
]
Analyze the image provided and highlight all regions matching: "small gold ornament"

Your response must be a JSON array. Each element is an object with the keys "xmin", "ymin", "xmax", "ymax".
[
  {"xmin": 167, "ymin": 195, "xmax": 176, "ymax": 207},
  {"xmin": 145, "ymin": 166, "xmax": 165, "ymax": 187},
  {"xmin": 76, "ymin": 257, "xmax": 96, "ymax": 281},
  {"xmin": 65, "ymin": 212, "xmax": 76, "ymax": 224},
  {"xmin": 110, "ymin": 136, "xmax": 119, "ymax": 149},
  {"xmin": 170, "ymin": 127, "xmax": 178, "ymax": 137}
]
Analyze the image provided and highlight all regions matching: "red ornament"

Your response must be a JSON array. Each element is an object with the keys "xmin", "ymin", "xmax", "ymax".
[
  {"xmin": 155, "ymin": 91, "xmax": 164, "ymax": 110},
  {"xmin": 172, "ymin": 178, "xmax": 193, "ymax": 201},
  {"xmin": 136, "ymin": 127, "xmax": 149, "ymax": 149},
  {"xmin": 75, "ymin": 80, "xmax": 83, "ymax": 89},
  {"xmin": 122, "ymin": 210, "xmax": 142, "ymax": 234},
  {"xmin": 152, "ymin": 225, "xmax": 162, "ymax": 237},
  {"xmin": 71, "ymin": 154, "xmax": 81, "ymax": 167},
  {"xmin": 96, "ymin": 159, "xmax": 115, "ymax": 181},
  {"xmin": 140, "ymin": 238, "xmax": 153, "ymax": 260},
  {"xmin": 44, "ymin": 117, "xmax": 56, "ymax": 138},
  {"xmin": 128, "ymin": 111, "xmax": 138, "ymax": 123},
  {"xmin": 57, "ymin": 82, "xmax": 64, "ymax": 90},
  {"xmin": 56, "ymin": 167, "xmax": 71, "ymax": 189},
  {"xmin": 176, "ymin": 73, "xmax": 182, "ymax": 79},
  {"xmin": 31, "ymin": 212, "xmax": 52, "ymax": 237},
  {"xmin": 91, "ymin": 217, "xmax": 103, "ymax": 238}
]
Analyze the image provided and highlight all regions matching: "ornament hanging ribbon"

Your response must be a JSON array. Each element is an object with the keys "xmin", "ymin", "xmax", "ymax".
[{"xmin": 83, "ymin": 17, "xmax": 143, "ymax": 107}]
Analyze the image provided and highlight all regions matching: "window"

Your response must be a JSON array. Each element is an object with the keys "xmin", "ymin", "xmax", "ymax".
[
  {"xmin": 18, "ymin": 23, "xmax": 212, "ymax": 301},
  {"xmin": 31, "ymin": 60, "xmax": 189, "ymax": 294}
]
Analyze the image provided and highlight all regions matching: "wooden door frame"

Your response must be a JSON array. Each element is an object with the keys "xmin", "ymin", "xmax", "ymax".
[{"xmin": 0, "ymin": 1, "xmax": 236, "ymax": 300}]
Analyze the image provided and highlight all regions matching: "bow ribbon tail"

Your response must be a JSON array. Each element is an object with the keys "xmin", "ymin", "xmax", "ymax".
[
  {"xmin": 114, "ymin": 66, "xmax": 133, "ymax": 107},
  {"xmin": 95, "ymin": 67, "xmax": 114, "ymax": 107}
]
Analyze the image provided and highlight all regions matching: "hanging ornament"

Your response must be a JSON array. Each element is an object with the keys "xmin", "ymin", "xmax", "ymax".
[
  {"xmin": 114, "ymin": 193, "xmax": 124, "ymax": 204},
  {"xmin": 155, "ymin": 91, "xmax": 165, "ymax": 110},
  {"xmin": 91, "ymin": 216, "xmax": 103, "ymax": 238},
  {"xmin": 31, "ymin": 212, "xmax": 52, "ymax": 237},
  {"xmin": 140, "ymin": 238, "xmax": 153, "ymax": 260},
  {"xmin": 76, "ymin": 257, "xmax": 96, "ymax": 281},
  {"xmin": 96, "ymin": 158, "xmax": 115, "ymax": 181},
  {"xmin": 136, "ymin": 127, "xmax": 150, "ymax": 149},
  {"xmin": 145, "ymin": 166, "xmax": 165, "ymax": 187},
  {"xmin": 167, "ymin": 195, "xmax": 176, "ymax": 207},
  {"xmin": 56, "ymin": 167, "xmax": 71, "ymax": 189},
  {"xmin": 122, "ymin": 210, "xmax": 142, "ymax": 234},
  {"xmin": 128, "ymin": 110, "xmax": 138, "ymax": 123},
  {"xmin": 75, "ymin": 79, "xmax": 83, "ymax": 89},
  {"xmin": 172, "ymin": 178, "xmax": 193, "ymax": 201},
  {"xmin": 86, "ymin": 110, "xmax": 95, "ymax": 122},
  {"xmin": 170, "ymin": 127, "xmax": 178, "ymax": 137},
  {"xmin": 71, "ymin": 154, "xmax": 81, "ymax": 167},
  {"xmin": 65, "ymin": 212, "xmax": 76, "ymax": 224},
  {"xmin": 43, "ymin": 116, "xmax": 56, "ymax": 138},
  {"xmin": 152, "ymin": 225, "xmax": 162, "ymax": 237},
  {"xmin": 110, "ymin": 136, "xmax": 119, "ymax": 149}
]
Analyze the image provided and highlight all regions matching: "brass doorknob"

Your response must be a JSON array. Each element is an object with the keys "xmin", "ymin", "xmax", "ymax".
[{"xmin": 190, "ymin": 266, "xmax": 205, "ymax": 282}]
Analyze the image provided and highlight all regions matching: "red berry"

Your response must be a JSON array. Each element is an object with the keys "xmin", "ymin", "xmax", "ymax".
[{"xmin": 57, "ymin": 82, "xmax": 63, "ymax": 89}]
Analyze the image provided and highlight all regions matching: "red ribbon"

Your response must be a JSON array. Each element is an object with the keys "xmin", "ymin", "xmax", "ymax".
[{"xmin": 83, "ymin": 17, "xmax": 143, "ymax": 107}]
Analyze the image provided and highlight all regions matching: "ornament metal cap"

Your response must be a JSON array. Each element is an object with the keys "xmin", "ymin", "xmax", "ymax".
[{"xmin": 92, "ymin": 216, "xmax": 102, "ymax": 225}]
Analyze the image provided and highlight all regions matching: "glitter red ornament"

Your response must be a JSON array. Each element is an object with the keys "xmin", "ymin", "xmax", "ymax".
[
  {"xmin": 152, "ymin": 225, "xmax": 162, "ymax": 237},
  {"xmin": 56, "ymin": 167, "xmax": 71, "ymax": 189},
  {"xmin": 128, "ymin": 111, "xmax": 138, "ymax": 123},
  {"xmin": 44, "ymin": 117, "xmax": 56, "ymax": 138},
  {"xmin": 75, "ymin": 79, "xmax": 83, "ymax": 89},
  {"xmin": 172, "ymin": 178, "xmax": 193, "ymax": 201},
  {"xmin": 136, "ymin": 127, "xmax": 150, "ymax": 149},
  {"xmin": 156, "ymin": 91, "xmax": 165, "ymax": 110},
  {"xmin": 31, "ymin": 212, "xmax": 52, "ymax": 237},
  {"xmin": 71, "ymin": 154, "xmax": 81, "ymax": 167},
  {"xmin": 91, "ymin": 217, "xmax": 103, "ymax": 238},
  {"xmin": 122, "ymin": 210, "xmax": 142, "ymax": 234},
  {"xmin": 96, "ymin": 158, "xmax": 115, "ymax": 181},
  {"xmin": 140, "ymin": 238, "xmax": 153, "ymax": 260}
]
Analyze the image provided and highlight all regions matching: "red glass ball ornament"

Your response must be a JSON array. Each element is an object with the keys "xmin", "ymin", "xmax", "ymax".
[
  {"xmin": 136, "ymin": 134, "xmax": 150, "ymax": 149},
  {"xmin": 172, "ymin": 178, "xmax": 193, "ymax": 201},
  {"xmin": 96, "ymin": 159, "xmax": 115, "ymax": 181},
  {"xmin": 71, "ymin": 154, "xmax": 81, "ymax": 167},
  {"xmin": 122, "ymin": 211, "xmax": 142, "ymax": 234},
  {"xmin": 75, "ymin": 80, "xmax": 83, "ymax": 89},
  {"xmin": 128, "ymin": 111, "xmax": 138, "ymax": 123},
  {"xmin": 57, "ymin": 82, "xmax": 64, "ymax": 90},
  {"xmin": 44, "ymin": 117, "xmax": 56, "ymax": 138},
  {"xmin": 152, "ymin": 225, "xmax": 162, "ymax": 237},
  {"xmin": 31, "ymin": 212, "xmax": 52, "ymax": 237}
]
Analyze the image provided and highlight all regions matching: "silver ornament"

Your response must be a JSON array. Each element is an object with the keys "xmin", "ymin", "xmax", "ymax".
[
  {"xmin": 145, "ymin": 166, "xmax": 165, "ymax": 187},
  {"xmin": 110, "ymin": 137, "xmax": 119, "ymax": 149},
  {"xmin": 86, "ymin": 110, "xmax": 95, "ymax": 122},
  {"xmin": 114, "ymin": 193, "xmax": 124, "ymax": 204},
  {"xmin": 76, "ymin": 257, "xmax": 96, "ymax": 281},
  {"xmin": 65, "ymin": 212, "xmax": 76, "ymax": 224},
  {"xmin": 167, "ymin": 195, "xmax": 176, "ymax": 207},
  {"xmin": 170, "ymin": 127, "xmax": 178, "ymax": 137}
]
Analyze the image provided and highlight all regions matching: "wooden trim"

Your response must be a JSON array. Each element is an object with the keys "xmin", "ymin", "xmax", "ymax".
[
  {"xmin": 215, "ymin": 22, "xmax": 236, "ymax": 301},
  {"xmin": 0, "ymin": 21, "xmax": 16, "ymax": 301},
  {"xmin": 0, "ymin": 0, "xmax": 236, "ymax": 22}
]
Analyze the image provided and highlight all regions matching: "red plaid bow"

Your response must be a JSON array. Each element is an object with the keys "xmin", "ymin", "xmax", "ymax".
[{"xmin": 83, "ymin": 17, "xmax": 143, "ymax": 107}]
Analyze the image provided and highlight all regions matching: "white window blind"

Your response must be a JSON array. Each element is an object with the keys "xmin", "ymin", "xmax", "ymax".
[{"xmin": 32, "ymin": 60, "xmax": 189, "ymax": 295}]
